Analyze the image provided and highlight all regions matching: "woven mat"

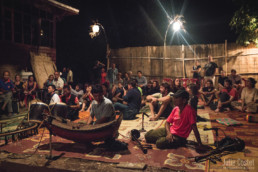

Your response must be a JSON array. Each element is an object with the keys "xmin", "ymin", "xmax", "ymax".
[{"xmin": 0, "ymin": 110, "xmax": 214, "ymax": 171}]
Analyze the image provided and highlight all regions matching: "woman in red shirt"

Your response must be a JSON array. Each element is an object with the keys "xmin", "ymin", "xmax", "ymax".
[{"xmin": 100, "ymin": 67, "xmax": 107, "ymax": 84}]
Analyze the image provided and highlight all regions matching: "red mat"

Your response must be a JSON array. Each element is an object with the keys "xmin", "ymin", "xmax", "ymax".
[{"xmin": 1, "ymin": 128, "xmax": 207, "ymax": 171}]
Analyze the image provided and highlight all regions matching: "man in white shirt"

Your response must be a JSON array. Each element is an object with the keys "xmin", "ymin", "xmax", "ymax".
[
  {"xmin": 47, "ymin": 85, "xmax": 60, "ymax": 104},
  {"xmin": 87, "ymin": 84, "xmax": 115, "ymax": 125},
  {"xmin": 53, "ymin": 71, "xmax": 64, "ymax": 95}
]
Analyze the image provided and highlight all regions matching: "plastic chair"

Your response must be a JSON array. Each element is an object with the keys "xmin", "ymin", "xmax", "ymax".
[
  {"xmin": 181, "ymin": 78, "xmax": 189, "ymax": 88},
  {"xmin": 162, "ymin": 78, "xmax": 173, "ymax": 86},
  {"xmin": 190, "ymin": 78, "xmax": 198, "ymax": 85}
]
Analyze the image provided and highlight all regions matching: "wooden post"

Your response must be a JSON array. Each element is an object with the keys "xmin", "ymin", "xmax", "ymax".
[
  {"xmin": 182, "ymin": 44, "xmax": 185, "ymax": 78},
  {"xmin": 106, "ymin": 43, "xmax": 110, "ymax": 70},
  {"xmin": 225, "ymin": 40, "xmax": 228, "ymax": 75},
  {"xmin": 163, "ymin": 44, "xmax": 166, "ymax": 80}
]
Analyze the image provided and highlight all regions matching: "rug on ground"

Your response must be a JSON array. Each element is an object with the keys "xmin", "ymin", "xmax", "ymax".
[{"xmin": 1, "ymin": 112, "xmax": 214, "ymax": 171}]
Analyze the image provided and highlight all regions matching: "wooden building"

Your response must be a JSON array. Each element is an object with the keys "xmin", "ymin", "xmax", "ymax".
[{"xmin": 0, "ymin": 0, "xmax": 79, "ymax": 86}]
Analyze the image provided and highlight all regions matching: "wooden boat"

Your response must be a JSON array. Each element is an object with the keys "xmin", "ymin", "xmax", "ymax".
[
  {"xmin": 28, "ymin": 101, "xmax": 123, "ymax": 143},
  {"xmin": 44, "ymin": 115, "xmax": 123, "ymax": 143}
]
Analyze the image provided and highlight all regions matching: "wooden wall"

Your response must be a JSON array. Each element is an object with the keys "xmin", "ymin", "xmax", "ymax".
[
  {"xmin": 110, "ymin": 42, "xmax": 258, "ymax": 87},
  {"xmin": 0, "ymin": 40, "xmax": 56, "ymax": 81}
]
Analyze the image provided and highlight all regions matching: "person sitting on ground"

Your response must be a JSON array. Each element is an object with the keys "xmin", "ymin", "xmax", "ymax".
[
  {"xmin": 199, "ymin": 79, "xmax": 216, "ymax": 106},
  {"xmin": 215, "ymin": 79, "xmax": 237, "ymax": 112},
  {"xmin": 44, "ymin": 74, "xmax": 54, "ymax": 88},
  {"xmin": 71, "ymin": 83, "xmax": 84, "ymax": 101},
  {"xmin": 136, "ymin": 71, "xmax": 148, "ymax": 95},
  {"xmin": 0, "ymin": 71, "xmax": 14, "ymax": 117},
  {"xmin": 188, "ymin": 84, "xmax": 199, "ymax": 112},
  {"xmin": 146, "ymin": 80, "xmax": 153, "ymax": 95},
  {"xmin": 146, "ymin": 83, "xmax": 173, "ymax": 121},
  {"xmin": 24, "ymin": 75, "xmax": 37, "ymax": 106},
  {"xmin": 171, "ymin": 78, "xmax": 185, "ymax": 93},
  {"xmin": 123, "ymin": 72, "xmax": 131, "ymax": 86},
  {"xmin": 102, "ymin": 82, "xmax": 112, "ymax": 100},
  {"xmin": 43, "ymin": 74, "xmax": 55, "ymax": 102},
  {"xmin": 145, "ymin": 90, "xmax": 204, "ymax": 149},
  {"xmin": 13, "ymin": 74, "xmax": 25, "ymax": 108},
  {"xmin": 147, "ymin": 80, "xmax": 160, "ymax": 95},
  {"xmin": 114, "ymin": 72, "xmax": 124, "ymax": 85},
  {"xmin": 233, "ymin": 78, "xmax": 258, "ymax": 113},
  {"xmin": 60, "ymin": 85, "xmax": 80, "ymax": 120},
  {"xmin": 218, "ymin": 70, "xmax": 228, "ymax": 91},
  {"xmin": 132, "ymin": 78, "xmax": 143, "ymax": 96},
  {"xmin": 46, "ymin": 85, "xmax": 60, "ymax": 104},
  {"xmin": 53, "ymin": 71, "xmax": 64, "ymax": 95},
  {"xmin": 80, "ymin": 85, "xmax": 93, "ymax": 112},
  {"xmin": 114, "ymin": 80, "xmax": 141, "ymax": 120},
  {"xmin": 86, "ymin": 84, "xmax": 115, "ymax": 125},
  {"xmin": 228, "ymin": 69, "xmax": 242, "ymax": 99},
  {"xmin": 112, "ymin": 82, "xmax": 124, "ymax": 103},
  {"xmin": 188, "ymin": 84, "xmax": 207, "ymax": 122},
  {"xmin": 127, "ymin": 71, "xmax": 135, "ymax": 80},
  {"xmin": 228, "ymin": 69, "xmax": 242, "ymax": 87}
]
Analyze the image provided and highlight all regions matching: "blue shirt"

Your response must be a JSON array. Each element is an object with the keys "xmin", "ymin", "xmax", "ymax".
[
  {"xmin": 123, "ymin": 87, "xmax": 141, "ymax": 111},
  {"xmin": 0, "ymin": 79, "xmax": 14, "ymax": 91}
]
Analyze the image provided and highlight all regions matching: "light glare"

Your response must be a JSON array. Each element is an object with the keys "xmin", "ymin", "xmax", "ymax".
[
  {"xmin": 92, "ymin": 25, "xmax": 100, "ymax": 33},
  {"xmin": 173, "ymin": 21, "xmax": 181, "ymax": 32}
]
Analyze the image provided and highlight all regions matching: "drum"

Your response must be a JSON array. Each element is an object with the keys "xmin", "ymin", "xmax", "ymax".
[
  {"xmin": 28, "ymin": 102, "xmax": 49, "ymax": 123},
  {"xmin": 49, "ymin": 102, "xmax": 68, "ymax": 119}
]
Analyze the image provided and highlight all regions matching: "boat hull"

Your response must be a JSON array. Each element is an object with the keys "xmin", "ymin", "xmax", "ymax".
[{"xmin": 45, "ymin": 115, "xmax": 122, "ymax": 143}]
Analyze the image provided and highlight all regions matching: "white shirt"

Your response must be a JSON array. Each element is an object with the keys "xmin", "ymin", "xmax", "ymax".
[
  {"xmin": 90, "ymin": 97, "xmax": 115, "ymax": 121},
  {"xmin": 67, "ymin": 70, "xmax": 73, "ymax": 83},
  {"xmin": 53, "ymin": 77, "xmax": 64, "ymax": 89},
  {"xmin": 50, "ymin": 93, "xmax": 61, "ymax": 104}
]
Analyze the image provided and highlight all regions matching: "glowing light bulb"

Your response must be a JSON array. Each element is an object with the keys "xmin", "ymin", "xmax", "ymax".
[
  {"xmin": 173, "ymin": 21, "xmax": 181, "ymax": 32},
  {"xmin": 92, "ymin": 25, "xmax": 100, "ymax": 33}
]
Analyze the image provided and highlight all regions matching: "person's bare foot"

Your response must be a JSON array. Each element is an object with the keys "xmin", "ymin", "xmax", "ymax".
[
  {"xmin": 150, "ymin": 117, "xmax": 158, "ymax": 121},
  {"xmin": 150, "ymin": 114, "xmax": 158, "ymax": 121}
]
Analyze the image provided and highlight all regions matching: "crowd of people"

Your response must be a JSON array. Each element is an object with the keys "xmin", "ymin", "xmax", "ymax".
[{"xmin": 0, "ymin": 56, "xmax": 257, "ymax": 150}]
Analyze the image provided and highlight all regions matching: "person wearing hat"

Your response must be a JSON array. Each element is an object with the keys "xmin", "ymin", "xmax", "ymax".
[{"xmin": 145, "ymin": 90, "xmax": 203, "ymax": 149}]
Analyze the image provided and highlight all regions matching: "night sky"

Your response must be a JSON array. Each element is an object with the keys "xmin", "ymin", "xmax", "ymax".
[{"xmin": 56, "ymin": 0, "xmax": 238, "ymax": 83}]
